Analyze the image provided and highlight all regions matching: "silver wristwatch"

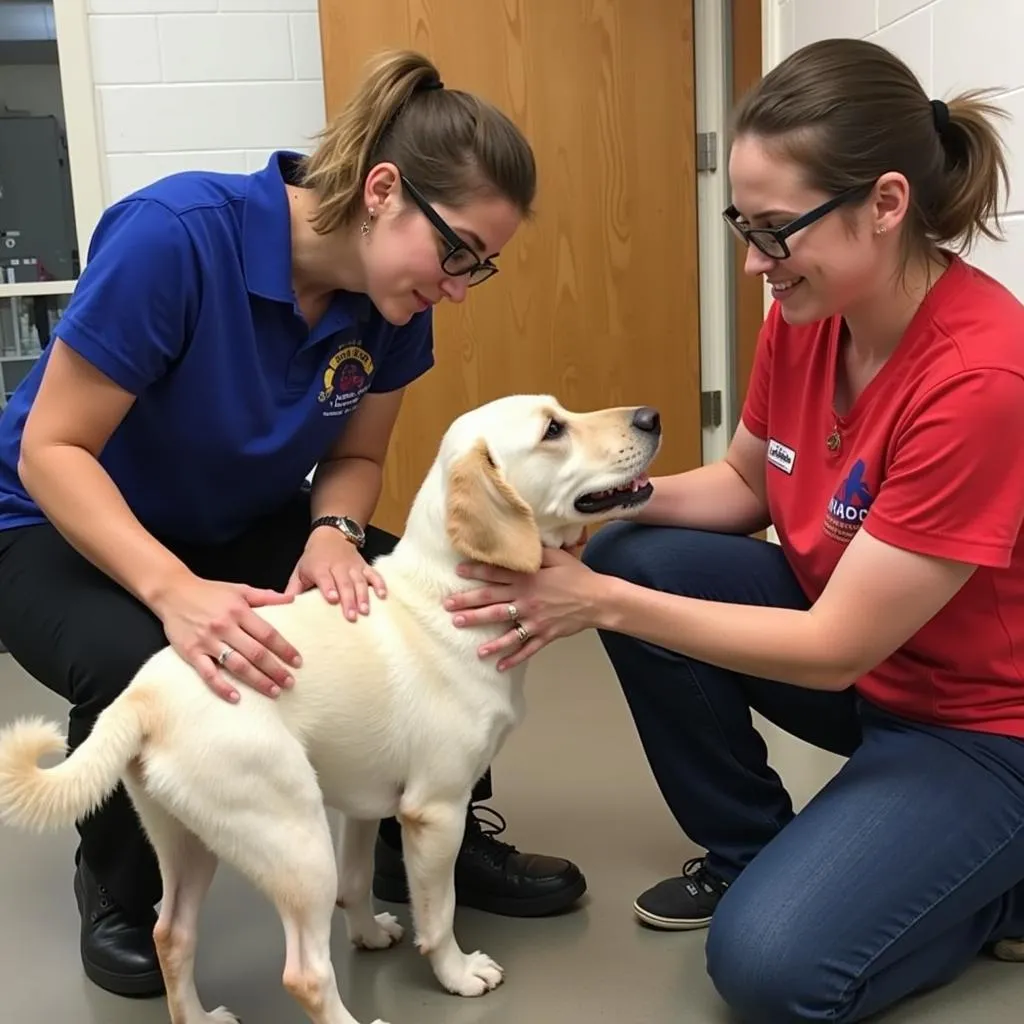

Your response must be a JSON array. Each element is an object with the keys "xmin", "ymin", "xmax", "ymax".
[{"xmin": 310, "ymin": 514, "xmax": 366, "ymax": 549}]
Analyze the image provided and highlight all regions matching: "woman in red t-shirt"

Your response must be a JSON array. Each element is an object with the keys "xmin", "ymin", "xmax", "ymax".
[{"xmin": 446, "ymin": 37, "xmax": 1024, "ymax": 1024}]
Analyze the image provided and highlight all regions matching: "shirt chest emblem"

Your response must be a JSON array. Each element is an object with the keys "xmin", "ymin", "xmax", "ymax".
[{"xmin": 318, "ymin": 341, "xmax": 374, "ymax": 418}]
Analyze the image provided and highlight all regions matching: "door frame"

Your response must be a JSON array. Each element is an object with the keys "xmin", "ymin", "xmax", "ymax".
[{"xmin": 693, "ymin": 0, "xmax": 763, "ymax": 461}]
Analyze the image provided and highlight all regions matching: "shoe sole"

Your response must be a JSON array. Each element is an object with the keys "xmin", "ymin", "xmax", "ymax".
[
  {"xmin": 633, "ymin": 901, "xmax": 713, "ymax": 931},
  {"xmin": 73, "ymin": 870, "xmax": 166, "ymax": 999},
  {"xmin": 80, "ymin": 957, "xmax": 166, "ymax": 999},
  {"xmin": 993, "ymin": 939, "xmax": 1024, "ymax": 963},
  {"xmin": 373, "ymin": 872, "xmax": 587, "ymax": 918}
]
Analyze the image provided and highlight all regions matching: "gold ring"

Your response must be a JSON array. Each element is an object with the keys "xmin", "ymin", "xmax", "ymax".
[
  {"xmin": 514, "ymin": 622, "xmax": 530, "ymax": 644},
  {"xmin": 506, "ymin": 603, "xmax": 518, "ymax": 621}
]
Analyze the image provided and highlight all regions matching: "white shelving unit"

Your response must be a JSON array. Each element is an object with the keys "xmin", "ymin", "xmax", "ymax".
[
  {"xmin": 0, "ymin": 285, "xmax": 71, "ymax": 408},
  {"xmin": 0, "ymin": 280, "xmax": 75, "ymax": 299}
]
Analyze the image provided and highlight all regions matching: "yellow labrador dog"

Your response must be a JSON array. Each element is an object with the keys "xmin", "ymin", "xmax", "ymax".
[{"xmin": 0, "ymin": 393, "xmax": 660, "ymax": 1024}]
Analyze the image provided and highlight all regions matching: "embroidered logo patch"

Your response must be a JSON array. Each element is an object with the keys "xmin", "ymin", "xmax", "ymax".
[{"xmin": 318, "ymin": 342, "xmax": 374, "ymax": 418}]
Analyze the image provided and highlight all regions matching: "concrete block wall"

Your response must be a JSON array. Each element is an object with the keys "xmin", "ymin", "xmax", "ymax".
[
  {"xmin": 774, "ymin": 0, "xmax": 1024, "ymax": 299},
  {"xmin": 84, "ymin": 0, "xmax": 326, "ymax": 204}
]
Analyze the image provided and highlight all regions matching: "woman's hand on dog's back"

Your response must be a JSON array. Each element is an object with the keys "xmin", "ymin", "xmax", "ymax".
[{"xmin": 152, "ymin": 575, "xmax": 303, "ymax": 703}]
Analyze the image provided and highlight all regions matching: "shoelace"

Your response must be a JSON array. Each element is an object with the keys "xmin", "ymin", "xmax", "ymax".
[
  {"xmin": 464, "ymin": 803, "xmax": 518, "ymax": 866},
  {"xmin": 681, "ymin": 856, "xmax": 729, "ymax": 894}
]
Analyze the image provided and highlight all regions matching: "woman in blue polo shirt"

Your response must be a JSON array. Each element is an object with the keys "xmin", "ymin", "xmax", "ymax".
[{"xmin": 0, "ymin": 49, "xmax": 584, "ymax": 998}]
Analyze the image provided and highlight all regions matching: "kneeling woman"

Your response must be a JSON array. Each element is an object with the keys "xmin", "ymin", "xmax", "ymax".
[{"xmin": 446, "ymin": 37, "xmax": 1024, "ymax": 1024}]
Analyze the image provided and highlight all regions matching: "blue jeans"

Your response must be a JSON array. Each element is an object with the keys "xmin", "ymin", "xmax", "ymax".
[{"xmin": 584, "ymin": 524, "xmax": 1024, "ymax": 1023}]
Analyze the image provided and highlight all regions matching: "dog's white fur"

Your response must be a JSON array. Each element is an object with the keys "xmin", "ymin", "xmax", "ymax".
[{"xmin": 0, "ymin": 393, "xmax": 660, "ymax": 1024}]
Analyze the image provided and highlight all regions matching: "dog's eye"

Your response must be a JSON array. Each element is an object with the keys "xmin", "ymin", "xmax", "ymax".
[{"xmin": 543, "ymin": 419, "xmax": 566, "ymax": 441}]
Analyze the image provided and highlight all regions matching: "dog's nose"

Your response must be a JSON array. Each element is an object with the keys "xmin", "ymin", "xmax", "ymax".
[{"xmin": 632, "ymin": 406, "xmax": 661, "ymax": 434}]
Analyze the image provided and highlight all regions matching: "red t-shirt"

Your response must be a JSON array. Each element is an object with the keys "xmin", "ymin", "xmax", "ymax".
[{"xmin": 741, "ymin": 255, "xmax": 1024, "ymax": 737}]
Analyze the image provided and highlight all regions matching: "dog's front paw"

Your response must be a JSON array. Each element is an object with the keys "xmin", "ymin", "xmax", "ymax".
[
  {"xmin": 205, "ymin": 1008, "xmax": 241, "ymax": 1024},
  {"xmin": 352, "ymin": 911, "xmax": 404, "ymax": 950},
  {"xmin": 441, "ymin": 950, "xmax": 505, "ymax": 997}
]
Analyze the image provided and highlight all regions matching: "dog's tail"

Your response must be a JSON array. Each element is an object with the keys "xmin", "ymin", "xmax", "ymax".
[{"xmin": 0, "ymin": 689, "xmax": 152, "ymax": 833}]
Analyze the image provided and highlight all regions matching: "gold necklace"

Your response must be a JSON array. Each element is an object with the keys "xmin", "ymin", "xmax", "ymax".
[{"xmin": 826, "ymin": 423, "xmax": 841, "ymax": 452}]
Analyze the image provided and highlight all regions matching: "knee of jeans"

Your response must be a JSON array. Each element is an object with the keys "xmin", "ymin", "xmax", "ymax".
[
  {"xmin": 706, "ymin": 896, "xmax": 853, "ymax": 1024},
  {"xmin": 581, "ymin": 520, "xmax": 667, "ymax": 586}
]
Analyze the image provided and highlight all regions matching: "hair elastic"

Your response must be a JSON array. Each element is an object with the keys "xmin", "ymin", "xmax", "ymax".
[{"xmin": 930, "ymin": 98, "xmax": 950, "ymax": 135}]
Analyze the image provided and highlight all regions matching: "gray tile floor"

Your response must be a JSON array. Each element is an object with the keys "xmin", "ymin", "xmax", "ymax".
[{"xmin": 0, "ymin": 634, "xmax": 1020, "ymax": 1023}]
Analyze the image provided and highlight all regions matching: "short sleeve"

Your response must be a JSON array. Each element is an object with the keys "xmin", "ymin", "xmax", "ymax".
[
  {"xmin": 865, "ymin": 368, "xmax": 1024, "ymax": 568},
  {"xmin": 740, "ymin": 301, "xmax": 780, "ymax": 441},
  {"xmin": 369, "ymin": 308, "xmax": 435, "ymax": 393},
  {"xmin": 53, "ymin": 199, "xmax": 200, "ymax": 394}
]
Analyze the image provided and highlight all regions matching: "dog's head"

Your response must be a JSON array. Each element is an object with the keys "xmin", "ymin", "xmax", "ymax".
[{"xmin": 439, "ymin": 394, "xmax": 661, "ymax": 574}]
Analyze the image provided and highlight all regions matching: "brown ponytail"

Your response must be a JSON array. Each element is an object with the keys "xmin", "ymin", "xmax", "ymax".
[
  {"xmin": 929, "ymin": 89, "xmax": 1010, "ymax": 250},
  {"xmin": 731, "ymin": 38, "xmax": 1010, "ymax": 264},
  {"xmin": 299, "ymin": 49, "xmax": 536, "ymax": 235}
]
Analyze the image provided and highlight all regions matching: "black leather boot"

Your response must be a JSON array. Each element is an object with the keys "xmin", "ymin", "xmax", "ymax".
[
  {"xmin": 373, "ymin": 804, "xmax": 587, "ymax": 917},
  {"xmin": 73, "ymin": 858, "xmax": 165, "ymax": 998}
]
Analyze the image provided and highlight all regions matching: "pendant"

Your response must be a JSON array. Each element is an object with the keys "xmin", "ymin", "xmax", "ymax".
[{"xmin": 826, "ymin": 428, "xmax": 841, "ymax": 452}]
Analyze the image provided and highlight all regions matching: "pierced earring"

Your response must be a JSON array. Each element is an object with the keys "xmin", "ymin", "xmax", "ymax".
[
  {"xmin": 360, "ymin": 207, "xmax": 376, "ymax": 237},
  {"xmin": 874, "ymin": 225, "xmax": 887, "ymax": 236}
]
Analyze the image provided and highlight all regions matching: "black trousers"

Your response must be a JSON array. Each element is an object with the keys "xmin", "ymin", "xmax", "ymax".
[{"xmin": 0, "ymin": 490, "xmax": 492, "ymax": 917}]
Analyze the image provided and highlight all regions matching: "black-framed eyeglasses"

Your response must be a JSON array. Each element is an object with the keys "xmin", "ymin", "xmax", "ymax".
[
  {"xmin": 399, "ymin": 175, "xmax": 499, "ymax": 286},
  {"xmin": 723, "ymin": 184, "xmax": 873, "ymax": 260}
]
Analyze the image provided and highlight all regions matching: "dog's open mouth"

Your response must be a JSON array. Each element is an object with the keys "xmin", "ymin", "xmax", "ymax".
[{"xmin": 574, "ymin": 473, "xmax": 653, "ymax": 514}]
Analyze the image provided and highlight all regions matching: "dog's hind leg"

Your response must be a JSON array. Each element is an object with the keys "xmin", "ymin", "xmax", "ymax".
[
  {"xmin": 270, "ymin": 817, "xmax": 383, "ymax": 1024},
  {"xmin": 335, "ymin": 815, "xmax": 403, "ymax": 952},
  {"xmin": 280, "ymin": 884, "xmax": 382, "ymax": 1024},
  {"xmin": 124, "ymin": 782, "xmax": 230, "ymax": 1024},
  {"xmin": 398, "ymin": 799, "xmax": 504, "ymax": 998},
  {"xmin": 192, "ymin": 767, "xmax": 380, "ymax": 1023}
]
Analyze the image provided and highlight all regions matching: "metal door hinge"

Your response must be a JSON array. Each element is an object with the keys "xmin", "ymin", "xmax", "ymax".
[
  {"xmin": 696, "ymin": 131, "xmax": 718, "ymax": 172},
  {"xmin": 700, "ymin": 389, "xmax": 723, "ymax": 428}
]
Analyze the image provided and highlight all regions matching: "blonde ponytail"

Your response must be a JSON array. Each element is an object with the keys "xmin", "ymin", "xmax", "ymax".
[{"xmin": 299, "ymin": 49, "xmax": 535, "ymax": 235}]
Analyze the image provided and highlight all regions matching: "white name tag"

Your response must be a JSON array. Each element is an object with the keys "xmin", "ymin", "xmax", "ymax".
[{"xmin": 767, "ymin": 438, "xmax": 796, "ymax": 475}]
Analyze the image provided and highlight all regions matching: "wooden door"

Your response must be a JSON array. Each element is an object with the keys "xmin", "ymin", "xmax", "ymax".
[{"xmin": 318, "ymin": 1, "xmax": 703, "ymax": 536}]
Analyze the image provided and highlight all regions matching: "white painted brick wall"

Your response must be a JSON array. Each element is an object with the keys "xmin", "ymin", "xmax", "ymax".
[
  {"xmin": 776, "ymin": 0, "xmax": 1024, "ymax": 300},
  {"xmin": 84, "ymin": 0, "xmax": 325, "ymax": 204}
]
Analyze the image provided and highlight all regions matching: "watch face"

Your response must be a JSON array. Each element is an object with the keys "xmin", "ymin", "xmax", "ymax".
[{"xmin": 340, "ymin": 516, "xmax": 365, "ymax": 540}]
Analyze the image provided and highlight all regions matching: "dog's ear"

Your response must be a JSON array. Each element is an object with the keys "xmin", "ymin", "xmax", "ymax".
[{"xmin": 445, "ymin": 439, "xmax": 543, "ymax": 574}]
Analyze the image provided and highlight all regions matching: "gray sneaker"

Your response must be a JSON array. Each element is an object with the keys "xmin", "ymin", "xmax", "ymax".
[{"xmin": 633, "ymin": 857, "xmax": 730, "ymax": 931}]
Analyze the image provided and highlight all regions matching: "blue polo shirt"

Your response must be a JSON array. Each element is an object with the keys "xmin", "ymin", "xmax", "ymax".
[{"xmin": 0, "ymin": 152, "xmax": 434, "ymax": 545}]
